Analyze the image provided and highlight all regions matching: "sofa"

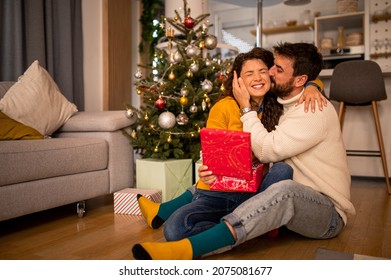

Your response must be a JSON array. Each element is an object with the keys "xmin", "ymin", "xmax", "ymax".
[{"xmin": 0, "ymin": 81, "xmax": 136, "ymax": 221}]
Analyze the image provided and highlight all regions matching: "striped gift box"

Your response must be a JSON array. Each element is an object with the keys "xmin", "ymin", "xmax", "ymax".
[{"xmin": 113, "ymin": 188, "xmax": 162, "ymax": 215}]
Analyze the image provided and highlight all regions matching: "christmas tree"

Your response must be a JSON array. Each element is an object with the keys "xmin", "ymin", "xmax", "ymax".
[{"xmin": 125, "ymin": 0, "xmax": 232, "ymax": 162}]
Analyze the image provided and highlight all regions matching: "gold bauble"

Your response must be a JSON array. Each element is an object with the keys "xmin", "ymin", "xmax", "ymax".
[
  {"xmin": 168, "ymin": 71, "xmax": 175, "ymax": 80},
  {"xmin": 186, "ymin": 69, "xmax": 193, "ymax": 78},
  {"xmin": 180, "ymin": 96, "xmax": 188, "ymax": 106}
]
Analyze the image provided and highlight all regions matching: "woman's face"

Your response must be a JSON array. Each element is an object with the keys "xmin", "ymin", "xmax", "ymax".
[{"xmin": 239, "ymin": 59, "xmax": 271, "ymax": 103}]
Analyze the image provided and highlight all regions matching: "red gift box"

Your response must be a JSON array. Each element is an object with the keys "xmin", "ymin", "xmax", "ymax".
[
  {"xmin": 200, "ymin": 128, "xmax": 263, "ymax": 192},
  {"xmin": 200, "ymin": 128, "xmax": 252, "ymax": 180},
  {"xmin": 210, "ymin": 163, "xmax": 264, "ymax": 192}
]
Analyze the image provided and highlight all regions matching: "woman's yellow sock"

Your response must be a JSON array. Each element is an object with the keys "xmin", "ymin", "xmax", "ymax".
[
  {"xmin": 137, "ymin": 190, "xmax": 193, "ymax": 229},
  {"xmin": 137, "ymin": 194, "xmax": 164, "ymax": 229},
  {"xmin": 132, "ymin": 238, "xmax": 193, "ymax": 260},
  {"xmin": 131, "ymin": 221, "xmax": 236, "ymax": 260}
]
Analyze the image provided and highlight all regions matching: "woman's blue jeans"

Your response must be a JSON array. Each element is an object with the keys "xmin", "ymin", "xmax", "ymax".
[{"xmin": 164, "ymin": 162, "xmax": 293, "ymax": 241}]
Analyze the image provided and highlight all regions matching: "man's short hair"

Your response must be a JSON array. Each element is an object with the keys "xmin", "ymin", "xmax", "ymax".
[{"xmin": 273, "ymin": 42, "xmax": 323, "ymax": 81}]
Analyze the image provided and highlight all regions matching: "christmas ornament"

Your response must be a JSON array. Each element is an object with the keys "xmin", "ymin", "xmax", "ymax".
[
  {"xmin": 201, "ymin": 79, "xmax": 213, "ymax": 93},
  {"xmin": 166, "ymin": 27, "xmax": 175, "ymax": 38},
  {"xmin": 204, "ymin": 35, "xmax": 218, "ymax": 50},
  {"xmin": 186, "ymin": 45, "xmax": 200, "ymax": 57},
  {"xmin": 125, "ymin": 108, "xmax": 134, "ymax": 118},
  {"xmin": 155, "ymin": 97, "xmax": 165, "ymax": 109},
  {"xmin": 190, "ymin": 104, "xmax": 198, "ymax": 113},
  {"xmin": 180, "ymin": 87, "xmax": 189, "ymax": 96},
  {"xmin": 205, "ymin": 58, "xmax": 212, "ymax": 66},
  {"xmin": 167, "ymin": 134, "xmax": 172, "ymax": 143},
  {"xmin": 202, "ymin": 100, "xmax": 207, "ymax": 111},
  {"xmin": 134, "ymin": 69, "xmax": 142, "ymax": 79},
  {"xmin": 158, "ymin": 111, "xmax": 176, "ymax": 129},
  {"xmin": 220, "ymin": 84, "xmax": 225, "ymax": 92},
  {"xmin": 217, "ymin": 73, "xmax": 227, "ymax": 84},
  {"xmin": 176, "ymin": 111, "xmax": 189, "ymax": 125},
  {"xmin": 190, "ymin": 62, "xmax": 199, "ymax": 73},
  {"xmin": 131, "ymin": 130, "xmax": 137, "ymax": 139},
  {"xmin": 174, "ymin": 51, "xmax": 183, "ymax": 62},
  {"xmin": 180, "ymin": 96, "xmax": 188, "ymax": 106},
  {"xmin": 184, "ymin": 16, "xmax": 195, "ymax": 29},
  {"xmin": 168, "ymin": 71, "xmax": 175, "ymax": 80},
  {"xmin": 186, "ymin": 69, "xmax": 193, "ymax": 78},
  {"xmin": 203, "ymin": 94, "xmax": 210, "ymax": 104},
  {"xmin": 168, "ymin": 52, "xmax": 176, "ymax": 64}
]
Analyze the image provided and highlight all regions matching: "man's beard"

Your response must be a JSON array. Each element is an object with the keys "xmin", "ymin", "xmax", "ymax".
[{"xmin": 271, "ymin": 76, "xmax": 294, "ymax": 99}]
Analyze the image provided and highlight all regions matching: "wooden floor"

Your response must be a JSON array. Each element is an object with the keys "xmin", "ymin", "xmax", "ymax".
[{"xmin": 1, "ymin": 177, "xmax": 390, "ymax": 260}]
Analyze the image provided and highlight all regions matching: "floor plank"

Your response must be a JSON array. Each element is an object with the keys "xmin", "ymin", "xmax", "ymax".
[{"xmin": 0, "ymin": 177, "xmax": 390, "ymax": 260}]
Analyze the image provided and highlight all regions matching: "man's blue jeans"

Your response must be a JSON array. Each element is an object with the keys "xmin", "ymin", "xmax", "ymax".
[
  {"xmin": 163, "ymin": 162, "xmax": 293, "ymax": 241},
  {"xmin": 205, "ymin": 180, "xmax": 345, "ymax": 256}
]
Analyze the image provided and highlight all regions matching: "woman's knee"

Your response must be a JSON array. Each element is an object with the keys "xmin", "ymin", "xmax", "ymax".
[
  {"xmin": 164, "ymin": 219, "xmax": 185, "ymax": 241},
  {"xmin": 271, "ymin": 162, "xmax": 293, "ymax": 179}
]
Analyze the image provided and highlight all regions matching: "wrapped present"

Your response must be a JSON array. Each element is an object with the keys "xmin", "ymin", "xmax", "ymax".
[
  {"xmin": 114, "ymin": 188, "xmax": 162, "ymax": 215},
  {"xmin": 210, "ymin": 163, "xmax": 264, "ymax": 192},
  {"xmin": 136, "ymin": 158, "xmax": 193, "ymax": 202},
  {"xmin": 200, "ymin": 128, "xmax": 253, "ymax": 180}
]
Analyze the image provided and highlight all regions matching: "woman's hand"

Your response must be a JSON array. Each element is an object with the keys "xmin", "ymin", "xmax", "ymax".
[
  {"xmin": 233, "ymin": 71, "xmax": 251, "ymax": 108},
  {"xmin": 297, "ymin": 85, "xmax": 328, "ymax": 113},
  {"xmin": 198, "ymin": 164, "xmax": 217, "ymax": 185}
]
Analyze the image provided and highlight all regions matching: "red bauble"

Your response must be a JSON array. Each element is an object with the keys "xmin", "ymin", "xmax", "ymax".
[
  {"xmin": 155, "ymin": 97, "xmax": 166, "ymax": 109},
  {"xmin": 217, "ymin": 73, "xmax": 227, "ymax": 84},
  {"xmin": 184, "ymin": 16, "xmax": 195, "ymax": 29}
]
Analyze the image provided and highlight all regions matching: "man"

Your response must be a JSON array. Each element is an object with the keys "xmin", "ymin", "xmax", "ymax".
[{"xmin": 132, "ymin": 42, "xmax": 355, "ymax": 260}]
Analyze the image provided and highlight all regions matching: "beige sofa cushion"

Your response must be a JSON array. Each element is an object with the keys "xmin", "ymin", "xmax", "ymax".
[{"xmin": 0, "ymin": 61, "xmax": 78, "ymax": 136}]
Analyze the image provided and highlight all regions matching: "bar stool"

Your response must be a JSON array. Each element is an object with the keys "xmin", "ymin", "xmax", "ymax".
[{"xmin": 329, "ymin": 60, "xmax": 390, "ymax": 194}]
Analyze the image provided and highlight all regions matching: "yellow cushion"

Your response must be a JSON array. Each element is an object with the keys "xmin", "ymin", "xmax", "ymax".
[
  {"xmin": 0, "ymin": 60, "xmax": 78, "ymax": 136},
  {"xmin": 0, "ymin": 111, "xmax": 43, "ymax": 140}
]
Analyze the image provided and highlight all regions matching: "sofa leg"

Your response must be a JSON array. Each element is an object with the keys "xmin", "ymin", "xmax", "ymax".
[{"xmin": 77, "ymin": 201, "xmax": 86, "ymax": 218}]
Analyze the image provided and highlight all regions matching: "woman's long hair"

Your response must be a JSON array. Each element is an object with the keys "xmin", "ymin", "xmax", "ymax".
[{"xmin": 219, "ymin": 47, "xmax": 283, "ymax": 132}]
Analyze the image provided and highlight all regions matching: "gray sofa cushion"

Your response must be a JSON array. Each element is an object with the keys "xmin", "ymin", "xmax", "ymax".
[{"xmin": 0, "ymin": 137, "xmax": 108, "ymax": 186}]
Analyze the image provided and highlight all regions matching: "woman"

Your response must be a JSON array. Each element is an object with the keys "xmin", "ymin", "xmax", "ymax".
[{"xmin": 136, "ymin": 47, "xmax": 325, "ymax": 242}]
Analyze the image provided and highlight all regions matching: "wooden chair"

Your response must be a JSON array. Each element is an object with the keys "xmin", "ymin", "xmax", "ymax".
[{"xmin": 329, "ymin": 60, "xmax": 390, "ymax": 194}]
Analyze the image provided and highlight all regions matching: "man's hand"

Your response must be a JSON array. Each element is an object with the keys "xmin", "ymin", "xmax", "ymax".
[{"xmin": 198, "ymin": 164, "xmax": 216, "ymax": 185}]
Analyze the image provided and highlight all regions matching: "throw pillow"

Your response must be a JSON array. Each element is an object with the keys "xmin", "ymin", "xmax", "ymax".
[
  {"xmin": 0, "ymin": 60, "xmax": 78, "ymax": 136},
  {"xmin": 0, "ymin": 111, "xmax": 44, "ymax": 140}
]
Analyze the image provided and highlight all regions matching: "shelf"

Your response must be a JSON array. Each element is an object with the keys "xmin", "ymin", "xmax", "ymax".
[
  {"xmin": 250, "ymin": 24, "xmax": 313, "ymax": 36},
  {"xmin": 370, "ymin": 52, "xmax": 391, "ymax": 59},
  {"xmin": 315, "ymin": 12, "xmax": 365, "ymax": 32},
  {"xmin": 372, "ymin": 13, "xmax": 391, "ymax": 23}
]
